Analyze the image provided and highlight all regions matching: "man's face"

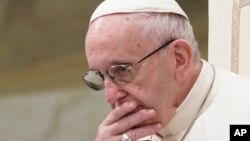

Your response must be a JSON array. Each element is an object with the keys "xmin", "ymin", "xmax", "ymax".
[{"xmin": 85, "ymin": 14, "xmax": 179, "ymax": 127}]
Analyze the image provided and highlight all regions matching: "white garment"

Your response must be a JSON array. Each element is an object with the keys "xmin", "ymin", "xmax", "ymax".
[
  {"xmin": 184, "ymin": 63, "xmax": 250, "ymax": 141},
  {"xmin": 89, "ymin": 0, "xmax": 188, "ymax": 24},
  {"xmin": 140, "ymin": 60, "xmax": 250, "ymax": 141}
]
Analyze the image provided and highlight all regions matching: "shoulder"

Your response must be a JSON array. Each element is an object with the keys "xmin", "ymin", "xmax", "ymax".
[{"xmin": 216, "ymin": 69, "xmax": 250, "ymax": 93}]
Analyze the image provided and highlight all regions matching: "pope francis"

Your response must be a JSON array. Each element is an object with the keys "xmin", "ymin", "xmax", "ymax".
[{"xmin": 82, "ymin": 0, "xmax": 250, "ymax": 140}]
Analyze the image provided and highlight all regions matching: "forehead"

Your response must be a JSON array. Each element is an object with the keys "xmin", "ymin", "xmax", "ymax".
[{"xmin": 85, "ymin": 14, "xmax": 150, "ymax": 70}]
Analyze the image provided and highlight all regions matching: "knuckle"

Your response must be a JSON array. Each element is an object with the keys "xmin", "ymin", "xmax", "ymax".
[
  {"xmin": 139, "ymin": 110, "xmax": 146, "ymax": 116},
  {"xmin": 138, "ymin": 110, "xmax": 147, "ymax": 120},
  {"xmin": 122, "ymin": 116, "xmax": 131, "ymax": 128},
  {"xmin": 97, "ymin": 125, "xmax": 106, "ymax": 136},
  {"xmin": 111, "ymin": 110, "xmax": 120, "ymax": 119},
  {"xmin": 96, "ymin": 126, "xmax": 114, "ymax": 141}
]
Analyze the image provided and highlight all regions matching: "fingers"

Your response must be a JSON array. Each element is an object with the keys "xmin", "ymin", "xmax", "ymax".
[
  {"xmin": 125, "ymin": 123, "xmax": 162, "ymax": 141},
  {"xmin": 112, "ymin": 109, "xmax": 157, "ymax": 134},
  {"xmin": 96, "ymin": 101, "xmax": 162, "ymax": 141},
  {"xmin": 112, "ymin": 109, "xmax": 162, "ymax": 140},
  {"xmin": 103, "ymin": 101, "xmax": 137, "ymax": 126}
]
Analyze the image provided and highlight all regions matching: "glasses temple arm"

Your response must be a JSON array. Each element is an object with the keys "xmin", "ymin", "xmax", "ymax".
[{"xmin": 136, "ymin": 39, "xmax": 176, "ymax": 65}]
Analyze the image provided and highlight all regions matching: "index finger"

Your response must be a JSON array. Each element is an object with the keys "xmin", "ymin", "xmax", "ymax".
[{"xmin": 103, "ymin": 101, "xmax": 137, "ymax": 126}]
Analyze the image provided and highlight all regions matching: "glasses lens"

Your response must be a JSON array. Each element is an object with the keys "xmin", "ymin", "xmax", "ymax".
[
  {"xmin": 109, "ymin": 65, "xmax": 132, "ymax": 84},
  {"xmin": 83, "ymin": 71, "xmax": 104, "ymax": 90}
]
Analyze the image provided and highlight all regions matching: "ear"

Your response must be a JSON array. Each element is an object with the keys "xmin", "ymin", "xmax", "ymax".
[{"xmin": 172, "ymin": 39, "xmax": 193, "ymax": 81}]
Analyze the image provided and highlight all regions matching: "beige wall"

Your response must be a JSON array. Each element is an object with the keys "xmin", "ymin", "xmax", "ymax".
[
  {"xmin": 0, "ymin": 88, "xmax": 109, "ymax": 141},
  {"xmin": 239, "ymin": 4, "xmax": 250, "ymax": 76},
  {"xmin": 209, "ymin": 0, "xmax": 250, "ymax": 77}
]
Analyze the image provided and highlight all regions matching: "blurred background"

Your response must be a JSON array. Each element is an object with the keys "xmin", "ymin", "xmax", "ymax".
[{"xmin": 0, "ymin": 0, "xmax": 207, "ymax": 140}]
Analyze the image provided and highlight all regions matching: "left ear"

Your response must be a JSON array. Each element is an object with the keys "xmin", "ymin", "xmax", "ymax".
[{"xmin": 172, "ymin": 39, "xmax": 193, "ymax": 81}]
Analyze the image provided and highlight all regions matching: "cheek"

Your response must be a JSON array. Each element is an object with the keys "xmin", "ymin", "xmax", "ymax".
[
  {"xmin": 139, "ymin": 79, "xmax": 177, "ymax": 124},
  {"xmin": 125, "ymin": 82, "xmax": 157, "ymax": 108},
  {"xmin": 128, "ymin": 63, "xmax": 171, "ymax": 106},
  {"xmin": 132, "ymin": 84, "xmax": 164, "ymax": 113}
]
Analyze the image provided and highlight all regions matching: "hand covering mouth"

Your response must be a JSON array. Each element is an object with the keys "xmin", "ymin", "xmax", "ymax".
[{"xmin": 127, "ymin": 105, "xmax": 144, "ymax": 115}]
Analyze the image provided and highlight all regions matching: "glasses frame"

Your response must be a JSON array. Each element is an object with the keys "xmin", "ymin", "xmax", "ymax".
[{"xmin": 83, "ymin": 39, "xmax": 176, "ymax": 90}]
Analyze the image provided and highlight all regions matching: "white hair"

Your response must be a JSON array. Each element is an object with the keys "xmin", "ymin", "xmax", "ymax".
[{"xmin": 136, "ymin": 13, "xmax": 200, "ymax": 62}]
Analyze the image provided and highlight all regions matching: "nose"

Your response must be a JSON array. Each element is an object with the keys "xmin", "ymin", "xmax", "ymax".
[{"xmin": 104, "ymin": 77, "xmax": 127, "ymax": 107}]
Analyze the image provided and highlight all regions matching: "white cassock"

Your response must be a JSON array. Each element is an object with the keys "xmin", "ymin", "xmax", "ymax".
[{"xmin": 139, "ymin": 60, "xmax": 250, "ymax": 141}]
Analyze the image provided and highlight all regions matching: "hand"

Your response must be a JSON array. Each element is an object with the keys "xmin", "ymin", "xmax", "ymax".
[{"xmin": 95, "ymin": 101, "xmax": 162, "ymax": 141}]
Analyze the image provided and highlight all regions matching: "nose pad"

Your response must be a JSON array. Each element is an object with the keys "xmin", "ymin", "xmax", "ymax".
[{"xmin": 104, "ymin": 77, "xmax": 127, "ymax": 106}]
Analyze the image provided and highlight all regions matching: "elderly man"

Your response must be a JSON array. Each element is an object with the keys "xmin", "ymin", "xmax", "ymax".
[{"xmin": 82, "ymin": 0, "xmax": 250, "ymax": 141}]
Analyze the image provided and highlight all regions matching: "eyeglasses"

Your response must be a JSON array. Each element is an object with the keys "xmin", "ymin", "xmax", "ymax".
[{"xmin": 83, "ymin": 39, "xmax": 175, "ymax": 90}]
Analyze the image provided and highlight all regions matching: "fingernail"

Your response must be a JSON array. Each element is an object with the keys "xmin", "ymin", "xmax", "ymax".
[
  {"xmin": 128, "ymin": 102, "xmax": 136, "ymax": 108},
  {"xmin": 146, "ymin": 109, "xmax": 156, "ymax": 115},
  {"xmin": 154, "ymin": 123, "xmax": 162, "ymax": 129}
]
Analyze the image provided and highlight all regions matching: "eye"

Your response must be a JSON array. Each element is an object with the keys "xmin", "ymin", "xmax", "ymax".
[
  {"xmin": 109, "ymin": 65, "xmax": 127, "ymax": 76},
  {"xmin": 115, "ymin": 65, "xmax": 131, "ymax": 78},
  {"xmin": 117, "ymin": 65, "xmax": 128, "ymax": 72},
  {"xmin": 108, "ymin": 64, "xmax": 133, "ymax": 84}
]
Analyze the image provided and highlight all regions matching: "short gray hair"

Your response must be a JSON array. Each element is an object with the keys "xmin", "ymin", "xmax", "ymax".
[{"xmin": 136, "ymin": 13, "xmax": 200, "ymax": 62}]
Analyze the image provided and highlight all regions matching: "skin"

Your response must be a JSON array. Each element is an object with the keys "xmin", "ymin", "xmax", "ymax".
[{"xmin": 85, "ymin": 14, "xmax": 202, "ymax": 141}]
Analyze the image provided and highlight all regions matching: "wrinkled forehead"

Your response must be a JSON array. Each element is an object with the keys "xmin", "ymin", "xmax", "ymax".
[
  {"xmin": 86, "ymin": 14, "xmax": 142, "ymax": 49},
  {"xmin": 85, "ymin": 14, "xmax": 149, "ymax": 69},
  {"xmin": 88, "ymin": 14, "xmax": 140, "ymax": 35}
]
